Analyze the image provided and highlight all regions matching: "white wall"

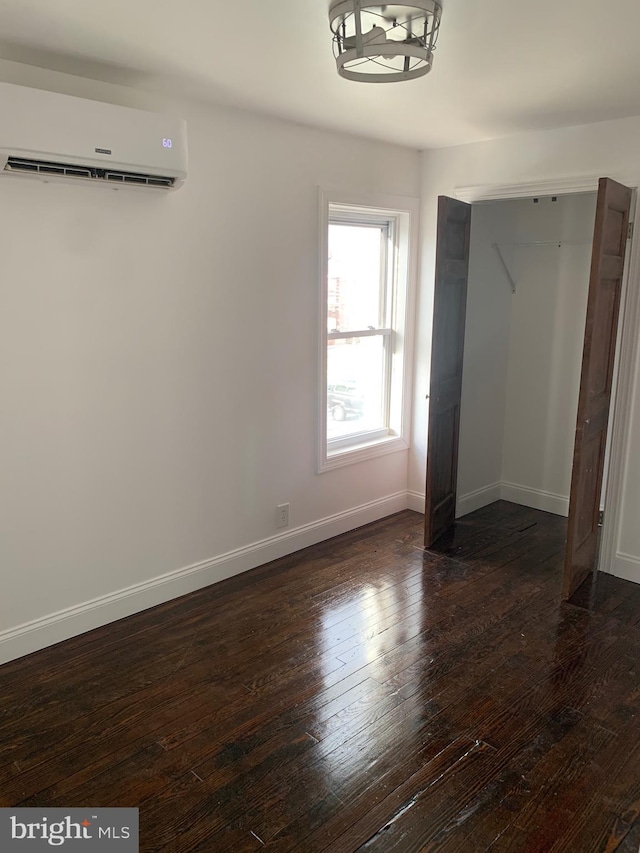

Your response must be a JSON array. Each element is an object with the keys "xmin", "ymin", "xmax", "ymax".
[
  {"xmin": 501, "ymin": 194, "xmax": 595, "ymax": 512},
  {"xmin": 456, "ymin": 201, "xmax": 514, "ymax": 513},
  {"xmin": 0, "ymin": 60, "xmax": 420, "ymax": 662},
  {"xmin": 414, "ymin": 116, "xmax": 640, "ymax": 582}
]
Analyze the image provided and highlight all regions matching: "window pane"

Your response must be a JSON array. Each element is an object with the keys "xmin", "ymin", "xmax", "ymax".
[
  {"xmin": 327, "ymin": 336, "xmax": 386, "ymax": 440},
  {"xmin": 328, "ymin": 223, "xmax": 384, "ymax": 332}
]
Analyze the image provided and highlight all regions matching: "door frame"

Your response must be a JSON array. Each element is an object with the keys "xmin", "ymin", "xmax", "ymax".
[{"xmin": 453, "ymin": 174, "xmax": 640, "ymax": 582}]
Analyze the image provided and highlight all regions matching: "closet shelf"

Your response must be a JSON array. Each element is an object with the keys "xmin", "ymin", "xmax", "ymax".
[
  {"xmin": 492, "ymin": 242, "xmax": 517, "ymax": 293},
  {"xmin": 492, "ymin": 239, "xmax": 592, "ymax": 295}
]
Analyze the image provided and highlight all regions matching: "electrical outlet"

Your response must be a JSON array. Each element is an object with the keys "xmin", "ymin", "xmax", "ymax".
[{"xmin": 276, "ymin": 503, "xmax": 289, "ymax": 528}]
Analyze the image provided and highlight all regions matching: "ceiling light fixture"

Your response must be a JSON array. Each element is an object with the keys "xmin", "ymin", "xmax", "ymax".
[{"xmin": 328, "ymin": 1, "xmax": 443, "ymax": 83}]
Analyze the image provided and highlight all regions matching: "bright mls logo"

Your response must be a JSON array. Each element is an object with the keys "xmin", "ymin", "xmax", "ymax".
[{"xmin": 0, "ymin": 809, "xmax": 138, "ymax": 851}]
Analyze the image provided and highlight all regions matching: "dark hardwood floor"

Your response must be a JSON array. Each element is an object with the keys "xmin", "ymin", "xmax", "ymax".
[{"xmin": 1, "ymin": 501, "xmax": 640, "ymax": 852}]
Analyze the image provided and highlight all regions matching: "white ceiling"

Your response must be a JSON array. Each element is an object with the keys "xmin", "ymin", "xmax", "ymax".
[{"xmin": 1, "ymin": 0, "xmax": 640, "ymax": 149}]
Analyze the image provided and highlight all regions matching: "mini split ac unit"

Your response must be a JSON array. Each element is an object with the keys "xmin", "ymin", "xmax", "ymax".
[{"xmin": 0, "ymin": 82, "xmax": 188, "ymax": 190}]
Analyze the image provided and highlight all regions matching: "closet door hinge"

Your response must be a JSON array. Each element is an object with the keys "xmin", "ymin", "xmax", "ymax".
[{"xmin": 628, "ymin": 221, "xmax": 634, "ymax": 241}]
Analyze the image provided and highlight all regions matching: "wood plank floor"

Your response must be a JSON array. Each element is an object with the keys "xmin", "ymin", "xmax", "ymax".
[{"xmin": 1, "ymin": 501, "xmax": 640, "ymax": 852}]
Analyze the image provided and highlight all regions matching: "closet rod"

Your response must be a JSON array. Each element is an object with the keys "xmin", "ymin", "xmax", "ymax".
[{"xmin": 512, "ymin": 239, "xmax": 591, "ymax": 248}]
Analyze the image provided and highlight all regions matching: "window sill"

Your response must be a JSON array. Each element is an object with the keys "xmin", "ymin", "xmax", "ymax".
[{"xmin": 319, "ymin": 433, "xmax": 409, "ymax": 473}]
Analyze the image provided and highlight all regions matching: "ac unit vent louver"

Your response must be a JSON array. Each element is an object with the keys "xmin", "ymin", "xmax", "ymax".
[{"xmin": 5, "ymin": 157, "xmax": 175, "ymax": 188}]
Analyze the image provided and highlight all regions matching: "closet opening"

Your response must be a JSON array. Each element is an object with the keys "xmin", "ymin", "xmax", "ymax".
[
  {"xmin": 424, "ymin": 179, "xmax": 636, "ymax": 600},
  {"xmin": 460, "ymin": 193, "xmax": 599, "ymax": 519}
]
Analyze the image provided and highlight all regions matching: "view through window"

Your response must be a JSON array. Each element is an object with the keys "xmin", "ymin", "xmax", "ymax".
[
  {"xmin": 327, "ymin": 216, "xmax": 393, "ymax": 445},
  {"xmin": 319, "ymin": 193, "xmax": 416, "ymax": 472}
]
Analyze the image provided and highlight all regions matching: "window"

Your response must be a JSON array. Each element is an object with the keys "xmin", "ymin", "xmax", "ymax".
[{"xmin": 318, "ymin": 190, "xmax": 418, "ymax": 472}]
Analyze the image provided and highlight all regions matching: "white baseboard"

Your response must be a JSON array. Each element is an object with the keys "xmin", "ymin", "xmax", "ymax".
[
  {"xmin": 610, "ymin": 552, "xmax": 640, "ymax": 584},
  {"xmin": 456, "ymin": 483, "xmax": 502, "ymax": 518},
  {"xmin": 500, "ymin": 482, "xmax": 569, "ymax": 517},
  {"xmin": 407, "ymin": 490, "xmax": 426, "ymax": 513},
  {"xmin": 408, "ymin": 483, "xmax": 505, "ymax": 518},
  {"xmin": 408, "ymin": 483, "xmax": 502, "ymax": 518},
  {"xmin": 409, "ymin": 481, "xmax": 569, "ymax": 520},
  {"xmin": 0, "ymin": 491, "xmax": 409, "ymax": 666}
]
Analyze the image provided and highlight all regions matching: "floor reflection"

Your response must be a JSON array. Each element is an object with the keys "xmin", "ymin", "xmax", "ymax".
[
  {"xmin": 313, "ymin": 567, "xmax": 430, "ymax": 784},
  {"xmin": 320, "ymin": 567, "xmax": 425, "ymax": 678}
]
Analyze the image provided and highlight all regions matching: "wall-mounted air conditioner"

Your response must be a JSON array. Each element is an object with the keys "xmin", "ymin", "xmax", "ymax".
[{"xmin": 0, "ymin": 82, "xmax": 188, "ymax": 190}]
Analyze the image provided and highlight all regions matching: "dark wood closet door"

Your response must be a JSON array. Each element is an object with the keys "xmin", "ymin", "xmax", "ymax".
[
  {"xmin": 563, "ymin": 177, "xmax": 633, "ymax": 599},
  {"xmin": 424, "ymin": 196, "xmax": 472, "ymax": 547}
]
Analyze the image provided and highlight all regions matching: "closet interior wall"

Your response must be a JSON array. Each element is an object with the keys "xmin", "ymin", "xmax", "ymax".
[{"xmin": 457, "ymin": 192, "xmax": 598, "ymax": 518}]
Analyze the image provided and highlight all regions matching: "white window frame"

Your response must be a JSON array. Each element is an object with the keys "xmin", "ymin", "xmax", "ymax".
[{"xmin": 318, "ymin": 188, "xmax": 419, "ymax": 473}]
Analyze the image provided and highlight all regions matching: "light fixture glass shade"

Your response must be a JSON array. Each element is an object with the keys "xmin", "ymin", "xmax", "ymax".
[{"xmin": 329, "ymin": 0, "xmax": 442, "ymax": 82}]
